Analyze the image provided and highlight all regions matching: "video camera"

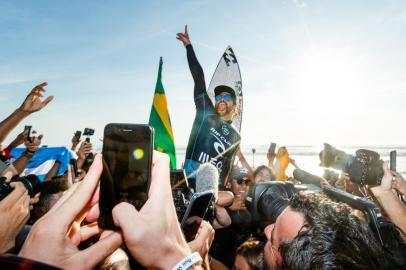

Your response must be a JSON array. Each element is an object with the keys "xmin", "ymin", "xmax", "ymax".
[
  {"xmin": 0, "ymin": 175, "xmax": 41, "ymax": 201},
  {"xmin": 246, "ymin": 181, "xmax": 295, "ymax": 229},
  {"xmin": 319, "ymin": 143, "xmax": 384, "ymax": 186}
]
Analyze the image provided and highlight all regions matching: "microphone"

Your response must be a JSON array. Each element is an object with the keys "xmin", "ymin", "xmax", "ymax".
[
  {"xmin": 293, "ymin": 169, "xmax": 328, "ymax": 187},
  {"xmin": 196, "ymin": 163, "xmax": 219, "ymax": 201}
]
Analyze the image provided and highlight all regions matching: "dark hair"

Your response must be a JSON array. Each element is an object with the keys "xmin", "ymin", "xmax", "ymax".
[
  {"xmin": 30, "ymin": 178, "xmax": 69, "ymax": 223},
  {"xmin": 275, "ymin": 193, "xmax": 400, "ymax": 270},
  {"xmin": 253, "ymin": 165, "xmax": 275, "ymax": 181},
  {"xmin": 235, "ymin": 238, "xmax": 265, "ymax": 270}
]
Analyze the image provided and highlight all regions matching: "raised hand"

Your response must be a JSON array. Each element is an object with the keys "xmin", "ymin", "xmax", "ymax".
[
  {"xmin": 24, "ymin": 134, "xmax": 43, "ymax": 153},
  {"xmin": 0, "ymin": 182, "xmax": 30, "ymax": 252},
  {"xmin": 392, "ymin": 171, "xmax": 406, "ymax": 195},
  {"xmin": 176, "ymin": 25, "xmax": 191, "ymax": 46},
  {"xmin": 19, "ymin": 154, "xmax": 122, "ymax": 269},
  {"xmin": 19, "ymin": 82, "xmax": 54, "ymax": 113}
]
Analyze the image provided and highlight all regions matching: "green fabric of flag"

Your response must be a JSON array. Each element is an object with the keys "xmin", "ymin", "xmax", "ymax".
[{"xmin": 148, "ymin": 57, "xmax": 177, "ymax": 169}]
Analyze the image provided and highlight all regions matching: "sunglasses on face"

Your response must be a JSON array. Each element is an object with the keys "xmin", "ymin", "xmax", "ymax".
[
  {"xmin": 236, "ymin": 178, "xmax": 250, "ymax": 185},
  {"xmin": 215, "ymin": 94, "xmax": 233, "ymax": 102}
]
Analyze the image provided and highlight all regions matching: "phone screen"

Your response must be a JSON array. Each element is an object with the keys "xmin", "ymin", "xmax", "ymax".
[
  {"xmin": 390, "ymin": 150, "xmax": 396, "ymax": 172},
  {"xmin": 24, "ymin": 126, "xmax": 32, "ymax": 143},
  {"xmin": 181, "ymin": 191, "xmax": 214, "ymax": 241},
  {"xmin": 99, "ymin": 123, "xmax": 154, "ymax": 229},
  {"xmin": 268, "ymin": 142, "xmax": 276, "ymax": 154}
]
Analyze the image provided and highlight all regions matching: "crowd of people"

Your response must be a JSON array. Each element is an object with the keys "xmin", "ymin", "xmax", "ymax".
[{"xmin": 0, "ymin": 26, "xmax": 406, "ymax": 270}]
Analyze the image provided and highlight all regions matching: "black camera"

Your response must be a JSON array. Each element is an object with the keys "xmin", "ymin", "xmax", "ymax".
[
  {"xmin": 83, "ymin": 128, "xmax": 95, "ymax": 137},
  {"xmin": 82, "ymin": 128, "xmax": 95, "ymax": 168},
  {"xmin": 170, "ymin": 169, "xmax": 214, "ymax": 223},
  {"xmin": 171, "ymin": 169, "xmax": 192, "ymax": 220},
  {"xmin": 319, "ymin": 143, "xmax": 384, "ymax": 186},
  {"xmin": 0, "ymin": 175, "xmax": 41, "ymax": 201},
  {"xmin": 246, "ymin": 181, "xmax": 295, "ymax": 228}
]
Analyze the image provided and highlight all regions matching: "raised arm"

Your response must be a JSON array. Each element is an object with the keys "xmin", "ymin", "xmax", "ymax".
[
  {"xmin": 177, "ymin": 25, "xmax": 207, "ymax": 100},
  {"xmin": 0, "ymin": 82, "xmax": 53, "ymax": 143},
  {"xmin": 370, "ymin": 161, "xmax": 406, "ymax": 234}
]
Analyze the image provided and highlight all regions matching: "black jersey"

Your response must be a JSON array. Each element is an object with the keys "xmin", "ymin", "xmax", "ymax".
[{"xmin": 184, "ymin": 45, "xmax": 241, "ymax": 187}]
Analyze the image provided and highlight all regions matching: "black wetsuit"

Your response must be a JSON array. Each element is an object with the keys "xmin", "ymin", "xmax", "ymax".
[{"xmin": 184, "ymin": 44, "xmax": 241, "ymax": 188}]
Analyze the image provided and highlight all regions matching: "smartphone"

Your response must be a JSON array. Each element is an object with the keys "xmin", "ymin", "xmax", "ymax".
[
  {"xmin": 390, "ymin": 150, "xmax": 396, "ymax": 172},
  {"xmin": 181, "ymin": 191, "xmax": 214, "ymax": 241},
  {"xmin": 24, "ymin": 125, "xmax": 32, "ymax": 143},
  {"xmin": 98, "ymin": 123, "xmax": 154, "ymax": 230},
  {"xmin": 73, "ymin": 131, "xmax": 82, "ymax": 142},
  {"xmin": 170, "ymin": 169, "xmax": 188, "ymax": 189},
  {"xmin": 268, "ymin": 142, "xmax": 276, "ymax": 155}
]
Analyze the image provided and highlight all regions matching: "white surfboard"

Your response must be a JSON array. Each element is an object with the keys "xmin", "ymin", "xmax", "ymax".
[{"xmin": 207, "ymin": 46, "xmax": 243, "ymax": 131}]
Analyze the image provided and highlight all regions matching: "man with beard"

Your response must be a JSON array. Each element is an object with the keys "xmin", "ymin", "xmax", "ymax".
[{"xmin": 177, "ymin": 25, "xmax": 241, "ymax": 188}]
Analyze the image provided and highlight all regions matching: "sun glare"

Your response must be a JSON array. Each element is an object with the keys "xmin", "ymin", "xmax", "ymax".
[{"xmin": 291, "ymin": 47, "xmax": 366, "ymax": 112}]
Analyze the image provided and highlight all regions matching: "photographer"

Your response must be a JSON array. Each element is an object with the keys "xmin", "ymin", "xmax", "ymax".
[
  {"xmin": 261, "ymin": 192, "xmax": 401, "ymax": 269},
  {"xmin": 370, "ymin": 161, "xmax": 406, "ymax": 234}
]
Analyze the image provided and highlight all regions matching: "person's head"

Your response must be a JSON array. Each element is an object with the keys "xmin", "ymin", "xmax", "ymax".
[
  {"xmin": 230, "ymin": 168, "xmax": 250, "ymax": 195},
  {"xmin": 276, "ymin": 146, "xmax": 288, "ymax": 158},
  {"xmin": 31, "ymin": 177, "xmax": 68, "ymax": 222},
  {"xmin": 263, "ymin": 193, "xmax": 388, "ymax": 270},
  {"xmin": 253, "ymin": 165, "xmax": 275, "ymax": 183},
  {"xmin": 234, "ymin": 238, "xmax": 265, "ymax": 270},
  {"xmin": 214, "ymin": 85, "xmax": 236, "ymax": 121}
]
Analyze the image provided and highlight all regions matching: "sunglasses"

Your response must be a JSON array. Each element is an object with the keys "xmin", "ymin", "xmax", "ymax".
[
  {"xmin": 236, "ymin": 178, "xmax": 250, "ymax": 185},
  {"xmin": 215, "ymin": 94, "xmax": 233, "ymax": 102}
]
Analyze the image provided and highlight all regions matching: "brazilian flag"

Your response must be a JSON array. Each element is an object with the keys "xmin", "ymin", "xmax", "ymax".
[{"xmin": 148, "ymin": 57, "xmax": 177, "ymax": 169}]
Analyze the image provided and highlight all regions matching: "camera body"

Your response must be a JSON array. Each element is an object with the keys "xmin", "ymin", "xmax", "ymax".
[
  {"xmin": 246, "ymin": 181, "xmax": 295, "ymax": 229},
  {"xmin": 170, "ymin": 169, "xmax": 214, "ymax": 223},
  {"xmin": 83, "ymin": 128, "xmax": 95, "ymax": 137},
  {"xmin": 0, "ymin": 175, "xmax": 41, "ymax": 201},
  {"xmin": 320, "ymin": 143, "xmax": 384, "ymax": 186}
]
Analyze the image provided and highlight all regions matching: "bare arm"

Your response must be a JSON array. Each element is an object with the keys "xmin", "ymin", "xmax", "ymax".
[
  {"xmin": 0, "ymin": 83, "xmax": 53, "ymax": 143},
  {"xmin": 370, "ymin": 161, "xmax": 406, "ymax": 234},
  {"xmin": 12, "ymin": 135, "xmax": 42, "ymax": 175},
  {"xmin": 177, "ymin": 25, "xmax": 207, "ymax": 101}
]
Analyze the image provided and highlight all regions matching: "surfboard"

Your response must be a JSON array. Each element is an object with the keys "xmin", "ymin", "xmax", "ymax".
[{"xmin": 207, "ymin": 46, "xmax": 243, "ymax": 131}]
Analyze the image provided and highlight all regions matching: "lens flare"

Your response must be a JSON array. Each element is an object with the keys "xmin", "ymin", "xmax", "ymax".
[{"xmin": 133, "ymin": 148, "xmax": 144, "ymax": 160}]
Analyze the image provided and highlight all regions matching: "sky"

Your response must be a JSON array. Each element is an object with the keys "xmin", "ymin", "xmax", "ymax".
[{"xmin": 1, "ymin": 0, "xmax": 406, "ymax": 151}]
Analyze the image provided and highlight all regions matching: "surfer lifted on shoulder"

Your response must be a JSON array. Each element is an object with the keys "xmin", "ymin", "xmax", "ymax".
[{"xmin": 177, "ymin": 25, "xmax": 241, "ymax": 188}]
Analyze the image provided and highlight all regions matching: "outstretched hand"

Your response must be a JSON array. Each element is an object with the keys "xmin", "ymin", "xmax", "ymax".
[
  {"xmin": 176, "ymin": 25, "xmax": 191, "ymax": 46},
  {"xmin": 19, "ymin": 82, "xmax": 54, "ymax": 113},
  {"xmin": 19, "ymin": 154, "xmax": 122, "ymax": 269},
  {"xmin": 112, "ymin": 151, "xmax": 193, "ymax": 269}
]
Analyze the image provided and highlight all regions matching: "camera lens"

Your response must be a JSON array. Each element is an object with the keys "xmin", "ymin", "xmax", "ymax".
[
  {"xmin": 0, "ymin": 176, "xmax": 14, "ymax": 201},
  {"xmin": 13, "ymin": 174, "xmax": 41, "ymax": 197}
]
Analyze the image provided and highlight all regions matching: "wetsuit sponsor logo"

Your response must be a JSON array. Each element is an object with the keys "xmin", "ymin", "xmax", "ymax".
[
  {"xmin": 198, "ymin": 152, "xmax": 223, "ymax": 172},
  {"xmin": 221, "ymin": 125, "xmax": 230, "ymax": 135}
]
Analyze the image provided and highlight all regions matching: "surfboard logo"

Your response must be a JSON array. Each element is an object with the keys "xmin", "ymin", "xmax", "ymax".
[{"xmin": 223, "ymin": 48, "xmax": 237, "ymax": 67}]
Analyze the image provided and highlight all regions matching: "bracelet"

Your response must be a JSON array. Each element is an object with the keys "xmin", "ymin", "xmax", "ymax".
[{"xmin": 171, "ymin": 252, "xmax": 202, "ymax": 270}]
